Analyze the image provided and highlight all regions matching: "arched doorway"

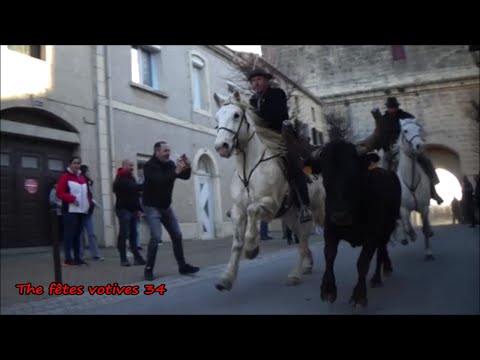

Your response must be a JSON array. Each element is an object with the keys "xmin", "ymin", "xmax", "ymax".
[
  {"xmin": 195, "ymin": 154, "xmax": 216, "ymax": 239},
  {"xmin": 0, "ymin": 107, "xmax": 79, "ymax": 248},
  {"xmin": 421, "ymin": 145, "xmax": 463, "ymax": 225}
]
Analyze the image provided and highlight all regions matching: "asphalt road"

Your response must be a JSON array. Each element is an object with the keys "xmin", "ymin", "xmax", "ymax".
[{"xmin": 74, "ymin": 224, "xmax": 479, "ymax": 315}]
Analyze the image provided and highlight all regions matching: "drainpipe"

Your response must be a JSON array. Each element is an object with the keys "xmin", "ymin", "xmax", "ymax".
[{"xmin": 104, "ymin": 45, "xmax": 117, "ymax": 244}]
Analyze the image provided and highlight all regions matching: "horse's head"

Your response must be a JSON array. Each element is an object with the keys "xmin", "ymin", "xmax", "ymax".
[
  {"xmin": 399, "ymin": 118, "xmax": 425, "ymax": 156},
  {"xmin": 213, "ymin": 91, "xmax": 251, "ymax": 158},
  {"xmin": 320, "ymin": 140, "xmax": 363, "ymax": 227}
]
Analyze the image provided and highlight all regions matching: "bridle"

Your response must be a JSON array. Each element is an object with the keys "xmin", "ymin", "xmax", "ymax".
[
  {"xmin": 215, "ymin": 101, "xmax": 282, "ymax": 194},
  {"xmin": 215, "ymin": 101, "xmax": 254, "ymax": 157}
]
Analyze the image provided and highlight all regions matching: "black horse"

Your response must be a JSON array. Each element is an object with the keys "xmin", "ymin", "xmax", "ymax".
[{"xmin": 317, "ymin": 140, "xmax": 401, "ymax": 307}]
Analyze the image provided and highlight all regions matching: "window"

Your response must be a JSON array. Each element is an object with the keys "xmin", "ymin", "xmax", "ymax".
[
  {"xmin": 318, "ymin": 131, "xmax": 324, "ymax": 146},
  {"xmin": 48, "ymin": 159, "xmax": 64, "ymax": 171},
  {"xmin": 21, "ymin": 156, "xmax": 38, "ymax": 169},
  {"xmin": 391, "ymin": 45, "xmax": 406, "ymax": 61},
  {"xmin": 1, "ymin": 153, "xmax": 10, "ymax": 167},
  {"xmin": 8, "ymin": 45, "xmax": 44, "ymax": 60},
  {"xmin": 131, "ymin": 46, "xmax": 160, "ymax": 89},
  {"xmin": 311, "ymin": 107, "xmax": 316, "ymax": 122},
  {"xmin": 191, "ymin": 54, "xmax": 208, "ymax": 112},
  {"xmin": 311, "ymin": 128, "xmax": 318, "ymax": 145}
]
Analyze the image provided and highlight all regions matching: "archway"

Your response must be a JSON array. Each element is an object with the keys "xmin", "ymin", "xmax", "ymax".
[{"xmin": 420, "ymin": 145, "xmax": 463, "ymax": 225}]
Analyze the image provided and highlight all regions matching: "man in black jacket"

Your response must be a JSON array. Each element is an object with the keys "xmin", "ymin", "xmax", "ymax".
[
  {"xmin": 248, "ymin": 68, "xmax": 312, "ymax": 223},
  {"xmin": 143, "ymin": 141, "xmax": 199, "ymax": 281},
  {"xmin": 358, "ymin": 97, "xmax": 443, "ymax": 205},
  {"xmin": 113, "ymin": 159, "xmax": 146, "ymax": 266}
]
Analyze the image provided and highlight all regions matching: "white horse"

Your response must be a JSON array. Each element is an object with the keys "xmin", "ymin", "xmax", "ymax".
[
  {"xmin": 213, "ymin": 91, "xmax": 325, "ymax": 291},
  {"xmin": 392, "ymin": 118, "xmax": 435, "ymax": 260}
]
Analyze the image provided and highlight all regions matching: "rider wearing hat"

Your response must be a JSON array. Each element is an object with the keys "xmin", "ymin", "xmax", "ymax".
[
  {"xmin": 248, "ymin": 67, "xmax": 313, "ymax": 223},
  {"xmin": 358, "ymin": 97, "xmax": 443, "ymax": 205}
]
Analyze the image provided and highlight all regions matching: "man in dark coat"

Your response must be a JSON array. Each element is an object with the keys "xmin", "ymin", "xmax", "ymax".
[
  {"xmin": 358, "ymin": 97, "xmax": 444, "ymax": 205},
  {"xmin": 113, "ymin": 159, "xmax": 146, "ymax": 266},
  {"xmin": 248, "ymin": 68, "xmax": 312, "ymax": 223}
]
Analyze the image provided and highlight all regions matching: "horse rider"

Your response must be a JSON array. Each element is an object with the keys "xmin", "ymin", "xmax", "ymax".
[
  {"xmin": 357, "ymin": 96, "xmax": 444, "ymax": 205},
  {"xmin": 248, "ymin": 68, "xmax": 313, "ymax": 223}
]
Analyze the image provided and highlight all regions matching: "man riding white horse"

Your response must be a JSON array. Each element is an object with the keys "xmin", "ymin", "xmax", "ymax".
[
  {"xmin": 248, "ymin": 68, "xmax": 316, "ymax": 223},
  {"xmin": 357, "ymin": 97, "xmax": 444, "ymax": 205}
]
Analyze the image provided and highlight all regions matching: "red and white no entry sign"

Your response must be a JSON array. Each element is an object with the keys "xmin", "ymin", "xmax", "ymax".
[{"xmin": 24, "ymin": 179, "xmax": 38, "ymax": 194}]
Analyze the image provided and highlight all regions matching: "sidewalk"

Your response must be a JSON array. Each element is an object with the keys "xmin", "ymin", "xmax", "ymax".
[{"xmin": 1, "ymin": 231, "xmax": 323, "ymax": 311}]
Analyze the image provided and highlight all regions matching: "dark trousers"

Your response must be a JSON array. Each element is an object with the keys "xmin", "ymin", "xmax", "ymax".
[
  {"xmin": 281, "ymin": 124, "xmax": 310, "ymax": 206},
  {"xmin": 417, "ymin": 154, "xmax": 440, "ymax": 185},
  {"xmin": 260, "ymin": 221, "xmax": 269, "ymax": 238},
  {"xmin": 144, "ymin": 206, "xmax": 186, "ymax": 270},
  {"xmin": 63, "ymin": 212, "xmax": 87, "ymax": 261},
  {"xmin": 116, "ymin": 209, "xmax": 142, "ymax": 261}
]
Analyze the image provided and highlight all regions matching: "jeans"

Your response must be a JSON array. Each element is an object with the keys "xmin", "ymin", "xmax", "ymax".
[
  {"xmin": 63, "ymin": 212, "xmax": 87, "ymax": 261},
  {"xmin": 116, "ymin": 209, "xmax": 141, "ymax": 261},
  {"xmin": 79, "ymin": 214, "xmax": 100, "ymax": 258},
  {"xmin": 260, "ymin": 221, "xmax": 269, "ymax": 238},
  {"xmin": 144, "ymin": 206, "xmax": 186, "ymax": 269}
]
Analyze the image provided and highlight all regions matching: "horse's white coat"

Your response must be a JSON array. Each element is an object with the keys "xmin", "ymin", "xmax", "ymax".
[{"xmin": 213, "ymin": 91, "xmax": 326, "ymax": 290}]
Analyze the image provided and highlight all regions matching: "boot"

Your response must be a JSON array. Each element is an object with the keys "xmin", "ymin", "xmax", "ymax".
[
  {"xmin": 431, "ymin": 183, "xmax": 444, "ymax": 205},
  {"xmin": 292, "ymin": 175, "xmax": 312, "ymax": 223},
  {"xmin": 144, "ymin": 242, "xmax": 158, "ymax": 281}
]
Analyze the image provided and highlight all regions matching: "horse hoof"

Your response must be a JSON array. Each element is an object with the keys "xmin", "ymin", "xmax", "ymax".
[
  {"xmin": 320, "ymin": 290, "xmax": 337, "ymax": 303},
  {"xmin": 383, "ymin": 269, "xmax": 393, "ymax": 277},
  {"xmin": 302, "ymin": 267, "xmax": 313, "ymax": 275},
  {"xmin": 287, "ymin": 276, "xmax": 302, "ymax": 286},
  {"xmin": 424, "ymin": 254, "xmax": 435, "ymax": 261},
  {"xmin": 370, "ymin": 278, "xmax": 383, "ymax": 288},
  {"xmin": 215, "ymin": 278, "xmax": 233, "ymax": 291},
  {"xmin": 245, "ymin": 246, "xmax": 259, "ymax": 260},
  {"xmin": 401, "ymin": 239, "xmax": 408, "ymax": 246},
  {"xmin": 349, "ymin": 296, "xmax": 368, "ymax": 307}
]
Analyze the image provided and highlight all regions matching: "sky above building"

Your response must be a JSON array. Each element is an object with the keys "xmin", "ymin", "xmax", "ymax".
[{"xmin": 226, "ymin": 45, "xmax": 262, "ymax": 55}]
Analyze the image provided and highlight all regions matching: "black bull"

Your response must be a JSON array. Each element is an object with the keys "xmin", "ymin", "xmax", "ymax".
[{"xmin": 313, "ymin": 140, "xmax": 402, "ymax": 307}]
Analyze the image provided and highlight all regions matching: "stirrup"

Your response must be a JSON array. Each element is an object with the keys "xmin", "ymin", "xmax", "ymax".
[{"xmin": 299, "ymin": 207, "xmax": 312, "ymax": 223}]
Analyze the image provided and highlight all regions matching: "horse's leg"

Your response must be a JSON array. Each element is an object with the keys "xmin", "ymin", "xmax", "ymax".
[
  {"xmin": 370, "ymin": 246, "xmax": 383, "ymax": 288},
  {"xmin": 215, "ymin": 207, "xmax": 247, "ymax": 291},
  {"xmin": 284, "ymin": 214, "xmax": 313, "ymax": 286},
  {"xmin": 420, "ymin": 206, "xmax": 435, "ymax": 261},
  {"xmin": 399, "ymin": 207, "xmax": 411, "ymax": 245},
  {"xmin": 244, "ymin": 200, "xmax": 273, "ymax": 259},
  {"xmin": 382, "ymin": 243, "xmax": 393, "ymax": 277},
  {"xmin": 351, "ymin": 243, "xmax": 377, "ymax": 307},
  {"xmin": 320, "ymin": 232, "xmax": 339, "ymax": 303}
]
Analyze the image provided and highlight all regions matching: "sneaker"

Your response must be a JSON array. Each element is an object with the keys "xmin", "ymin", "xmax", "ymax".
[
  {"xmin": 120, "ymin": 260, "xmax": 131, "ymax": 267},
  {"xmin": 134, "ymin": 257, "xmax": 146, "ymax": 266},
  {"xmin": 92, "ymin": 256, "xmax": 104, "ymax": 261},
  {"xmin": 179, "ymin": 263, "xmax": 200, "ymax": 275},
  {"xmin": 64, "ymin": 259, "xmax": 75, "ymax": 266},
  {"xmin": 73, "ymin": 259, "xmax": 88, "ymax": 265},
  {"xmin": 144, "ymin": 267, "xmax": 154, "ymax": 281}
]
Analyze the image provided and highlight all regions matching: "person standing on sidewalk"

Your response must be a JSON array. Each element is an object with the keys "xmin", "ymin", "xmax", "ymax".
[
  {"xmin": 113, "ymin": 159, "xmax": 146, "ymax": 267},
  {"xmin": 143, "ymin": 141, "xmax": 199, "ymax": 281},
  {"xmin": 56, "ymin": 156, "xmax": 91, "ymax": 266}
]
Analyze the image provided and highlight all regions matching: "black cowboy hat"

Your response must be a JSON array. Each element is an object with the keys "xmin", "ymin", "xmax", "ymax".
[
  {"xmin": 247, "ymin": 68, "xmax": 273, "ymax": 81},
  {"xmin": 385, "ymin": 97, "xmax": 400, "ymax": 108}
]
